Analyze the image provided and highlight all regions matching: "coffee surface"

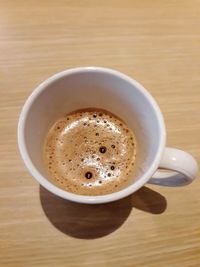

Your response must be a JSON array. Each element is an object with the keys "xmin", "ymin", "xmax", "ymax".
[{"xmin": 43, "ymin": 108, "xmax": 137, "ymax": 195}]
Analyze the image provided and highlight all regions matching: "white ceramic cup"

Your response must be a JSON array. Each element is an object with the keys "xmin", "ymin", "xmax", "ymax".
[{"xmin": 18, "ymin": 67, "xmax": 198, "ymax": 204}]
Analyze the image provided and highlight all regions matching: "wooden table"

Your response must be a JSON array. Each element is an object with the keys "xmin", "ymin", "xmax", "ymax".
[{"xmin": 0, "ymin": 1, "xmax": 200, "ymax": 266}]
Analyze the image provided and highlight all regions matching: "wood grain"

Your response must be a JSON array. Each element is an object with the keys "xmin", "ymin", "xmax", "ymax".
[{"xmin": 0, "ymin": 1, "xmax": 200, "ymax": 266}]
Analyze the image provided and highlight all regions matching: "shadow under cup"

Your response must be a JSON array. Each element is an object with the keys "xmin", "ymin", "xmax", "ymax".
[{"xmin": 19, "ymin": 67, "xmax": 165, "ymax": 203}]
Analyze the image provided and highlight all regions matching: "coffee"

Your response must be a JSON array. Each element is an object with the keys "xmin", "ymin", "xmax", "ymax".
[{"xmin": 43, "ymin": 108, "xmax": 137, "ymax": 195}]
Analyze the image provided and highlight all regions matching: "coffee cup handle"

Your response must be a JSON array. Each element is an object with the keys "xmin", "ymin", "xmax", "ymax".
[{"xmin": 148, "ymin": 147, "xmax": 198, "ymax": 186}]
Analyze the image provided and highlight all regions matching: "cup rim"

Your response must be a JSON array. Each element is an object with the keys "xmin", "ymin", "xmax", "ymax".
[{"xmin": 18, "ymin": 66, "xmax": 166, "ymax": 204}]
